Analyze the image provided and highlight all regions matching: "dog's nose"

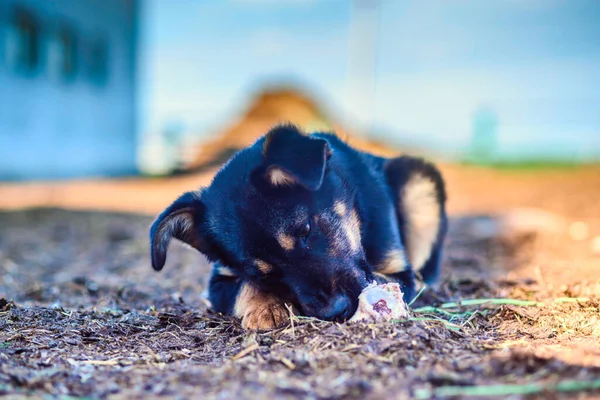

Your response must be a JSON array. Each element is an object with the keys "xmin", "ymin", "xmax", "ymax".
[{"xmin": 321, "ymin": 294, "xmax": 354, "ymax": 322}]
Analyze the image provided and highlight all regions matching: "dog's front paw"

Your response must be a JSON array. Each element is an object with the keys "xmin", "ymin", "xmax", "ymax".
[
  {"xmin": 234, "ymin": 283, "xmax": 291, "ymax": 330},
  {"xmin": 241, "ymin": 302, "xmax": 289, "ymax": 330}
]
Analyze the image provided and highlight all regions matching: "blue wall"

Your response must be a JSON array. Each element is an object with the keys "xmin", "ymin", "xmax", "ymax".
[{"xmin": 0, "ymin": 0, "xmax": 138, "ymax": 180}]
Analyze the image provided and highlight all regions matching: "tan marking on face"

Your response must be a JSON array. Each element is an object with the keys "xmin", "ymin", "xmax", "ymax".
[
  {"xmin": 216, "ymin": 265, "xmax": 237, "ymax": 277},
  {"xmin": 401, "ymin": 174, "xmax": 441, "ymax": 271},
  {"xmin": 321, "ymin": 208, "xmax": 361, "ymax": 255},
  {"xmin": 342, "ymin": 209, "xmax": 361, "ymax": 252},
  {"xmin": 268, "ymin": 167, "xmax": 295, "ymax": 186},
  {"xmin": 376, "ymin": 248, "xmax": 409, "ymax": 274},
  {"xmin": 333, "ymin": 201, "xmax": 347, "ymax": 217},
  {"xmin": 276, "ymin": 232, "xmax": 295, "ymax": 251},
  {"xmin": 254, "ymin": 259, "xmax": 273, "ymax": 274},
  {"xmin": 234, "ymin": 283, "xmax": 291, "ymax": 330}
]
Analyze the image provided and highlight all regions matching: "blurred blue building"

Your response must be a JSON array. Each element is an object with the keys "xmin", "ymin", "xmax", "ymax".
[{"xmin": 0, "ymin": 0, "xmax": 138, "ymax": 180}]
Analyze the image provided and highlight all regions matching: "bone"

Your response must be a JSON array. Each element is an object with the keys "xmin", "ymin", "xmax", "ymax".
[{"xmin": 349, "ymin": 281, "xmax": 409, "ymax": 323}]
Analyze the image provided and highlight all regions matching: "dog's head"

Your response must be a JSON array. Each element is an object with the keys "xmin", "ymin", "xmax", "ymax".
[{"xmin": 149, "ymin": 125, "xmax": 372, "ymax": 321}]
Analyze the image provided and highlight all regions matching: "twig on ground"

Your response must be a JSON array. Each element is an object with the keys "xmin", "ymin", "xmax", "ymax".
[{"xmin": 231, "ymin": 343, "xmax": 259, "ymax": 361}]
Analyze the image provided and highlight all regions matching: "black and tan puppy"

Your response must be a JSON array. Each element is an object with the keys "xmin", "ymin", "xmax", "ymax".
[{"xmin": 149, "ymin": 124, "xmax": 447, "ymax": 330}]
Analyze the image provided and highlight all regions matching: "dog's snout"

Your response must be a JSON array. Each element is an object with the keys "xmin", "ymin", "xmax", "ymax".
[{"xmin": 321, "ymin": 294, "xmax": 354, "ymax": 322}]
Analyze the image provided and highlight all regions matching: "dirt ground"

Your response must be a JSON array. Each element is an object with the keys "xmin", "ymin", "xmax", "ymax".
[{"xmin": 1, "ymin": 164, "xmax": 600, "ymax": 399}]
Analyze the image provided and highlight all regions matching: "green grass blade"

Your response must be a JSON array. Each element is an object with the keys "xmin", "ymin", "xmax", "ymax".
[
  {"xmin": 412, "ymin": 297, "xmax": 591, "ymax": 314},
  {"xmin": 415, "ymin": 378, "xmax": 600, "ymax": 399}
]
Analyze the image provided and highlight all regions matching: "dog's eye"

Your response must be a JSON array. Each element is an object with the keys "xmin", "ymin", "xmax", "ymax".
[{"xmin": 299, "ymin": 221, "xmax": 311, "ymax": 240}]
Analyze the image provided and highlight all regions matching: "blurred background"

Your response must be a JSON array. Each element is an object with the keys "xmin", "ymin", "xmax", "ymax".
[{"xmin": 1, "ymin": 0, "xmax": 599, "ymax": 184}]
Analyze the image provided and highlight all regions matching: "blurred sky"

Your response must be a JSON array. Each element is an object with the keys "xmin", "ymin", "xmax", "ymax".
[{"xmin": 138, "ymin": 0, "xmax": 600, "ymax": 160}]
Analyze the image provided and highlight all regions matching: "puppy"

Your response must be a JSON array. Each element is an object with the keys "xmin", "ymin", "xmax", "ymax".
[{"xmin": 149, "ymin": 124, "xmax": 447, "ymax": 330}]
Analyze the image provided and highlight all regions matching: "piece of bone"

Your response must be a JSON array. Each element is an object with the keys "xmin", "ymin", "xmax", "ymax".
[{"xmin": 349, "ymin": 281, "xmax": 409, "ymax": 322}]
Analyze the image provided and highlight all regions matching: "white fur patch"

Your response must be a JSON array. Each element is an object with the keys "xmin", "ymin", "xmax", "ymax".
[
  {"xmin": 268, "ymin": 167, "xmax": 295, "ymax": 186},
  {"xmin": 401, "ymin": 174, "xmax": 440, "ymax": 271}
]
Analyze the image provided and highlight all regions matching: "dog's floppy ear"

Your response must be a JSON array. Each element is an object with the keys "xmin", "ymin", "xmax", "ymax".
[
  {"xmin": 261, "ymin": 125, "xmax": 331, "ymax": 191},
  {"xmin": 149, "ymin": 190, "xmax": 211, "ymax": 271}
]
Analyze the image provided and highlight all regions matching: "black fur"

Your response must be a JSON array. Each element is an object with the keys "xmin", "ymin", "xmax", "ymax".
[{"xmin": 150, "ymin": 124, "xmax": 447, "ymax": 326}]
